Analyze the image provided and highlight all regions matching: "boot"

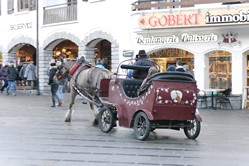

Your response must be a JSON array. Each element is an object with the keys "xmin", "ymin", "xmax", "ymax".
[
  {"xmin": 58, "ymin": 100, "xmax": 62, "ymax": 107},
  {"xmin": 51, "ymin": 100, "xmax": 56, "ymax": 107}
]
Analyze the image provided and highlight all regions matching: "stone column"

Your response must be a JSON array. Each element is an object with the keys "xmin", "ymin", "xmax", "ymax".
[
  {"xmin": 231, "ymin": 50, "xmax": 244, "ymax": 94},
  {"xmin": 38, "ymin": 49, "xmax": 53, "ymax": 94},
  {"xmin": 111, "ymin": 43, "xmax": 119, "ymax": 73},
  {"xmin": 194, "ymin": 53, "xmax": 206, "ymax": 90}
]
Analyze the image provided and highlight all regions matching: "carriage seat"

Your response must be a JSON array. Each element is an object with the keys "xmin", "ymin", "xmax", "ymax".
[
  {"xmin": 120, "ymin": 79, "xmax": 143, "ymax": 98},
  {"xmin": 148, "ymin": 71, "xmax": 196, "ymax": 83},
  {"xmin": 137, "ymin": 72, "xmax": 196, "ymax": 95}
]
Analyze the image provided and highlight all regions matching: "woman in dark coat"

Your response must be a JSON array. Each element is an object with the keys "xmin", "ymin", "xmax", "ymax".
[
  {"xmin": 6, "ymin": 61, "xmax": 18, "ymax": 96},
  {"xmin": 0, "ymin": 62, "xmax": 9, "ymax": 93}
]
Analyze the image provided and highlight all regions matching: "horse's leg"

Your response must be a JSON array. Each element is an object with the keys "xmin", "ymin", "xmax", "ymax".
[
  {"xmin": 65, "ymin": 87, "xmax": 77, "ymax": 122},
  {"xmin": 89, "ymin": 102, "xmax": 99, "ymax": 125}
]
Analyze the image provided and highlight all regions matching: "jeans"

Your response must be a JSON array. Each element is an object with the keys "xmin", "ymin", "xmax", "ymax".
[
  {"xmin": 0, "ymin": 80, "xmax": 8, "ymax": 92},
  {"xmin": 51, "ymin": 84, "xmax": 60, "ymax": 104},
  {"xmin": 56, "ymin": 85, "xmax": 63, "ymax": 101},
  {"xmin": 6, "ymin": 80, "xmax": 17, "ymax": 96}
]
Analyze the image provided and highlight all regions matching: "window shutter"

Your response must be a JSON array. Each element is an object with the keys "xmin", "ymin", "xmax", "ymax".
[
  {"xmin": 29, "ymin": 0, "xmax": 36, "ymax": 11},
  {"xmin": 8, "ymin": 0, "xmax": 14, "ymax": 14}
]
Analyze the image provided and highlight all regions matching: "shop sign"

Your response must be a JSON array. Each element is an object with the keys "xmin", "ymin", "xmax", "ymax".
[
  {"xmin": 181, "ymin": 33, "xmax": 218, "ymax": 43},
  {"xmin": 10, "ymin": 22, "xmax": 32, "ymax": 31},
  {"xmin": 218, "ymin": 32, "xmax": 241, "ymax": 47},
  {"xmin": 123, "ymin": 50, "xmax": 134, "ymax": 57},
  {"xmin": 137, "ymin": 33, "xmax": 217, "ymax": 45},
  {"xmin": 138, "ymin": 6, "xmax": 249, "ymax": 29},
  {"xmin": 137, "ymin": 35, "xmax": 179, "ymax": 45}
]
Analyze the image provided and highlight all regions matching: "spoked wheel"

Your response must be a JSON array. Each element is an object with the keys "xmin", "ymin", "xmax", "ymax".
[
  {"xmin": 98, "ymin": 106, "xmax": 114, "ymax": 133},
  {"xmin": 184, "ymin": 117, "xmax": 201, "ymax": 140},
  {"xmin": 133, "ymin": 112, "xmax": 151, "ymax": 141}
]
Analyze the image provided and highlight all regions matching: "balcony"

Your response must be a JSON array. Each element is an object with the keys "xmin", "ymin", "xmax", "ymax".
[
  {"xmin": 132, "ymin": 0, "xmax": 249, "ymax": 11},
  {"xmin": 43, "ymin": 1, "xmax": 77, "ymax": 25}
]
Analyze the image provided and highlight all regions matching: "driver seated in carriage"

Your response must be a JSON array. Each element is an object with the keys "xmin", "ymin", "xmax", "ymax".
[{"xmin": 132, "ymin": 50, "xmax": 155, "ymax": 79}]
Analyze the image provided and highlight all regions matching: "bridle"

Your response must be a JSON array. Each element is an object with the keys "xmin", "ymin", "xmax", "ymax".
[{"xmin": 55, "ymin": 61, "xmax": 71, "ymax": 81}]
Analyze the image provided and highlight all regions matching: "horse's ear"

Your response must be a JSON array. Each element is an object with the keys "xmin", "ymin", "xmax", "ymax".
[{"xmin": 57, "ymin": 65, "xmax": 63, "ymax": 70}]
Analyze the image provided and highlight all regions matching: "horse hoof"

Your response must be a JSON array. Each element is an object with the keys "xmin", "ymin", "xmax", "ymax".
[
  {"xmin": 92, "ymin": 119, "xmax": 98, "ymax": 126},
  {"xmin": 65, "ymin": 118, "xmax": 71, "ymax": 122}
]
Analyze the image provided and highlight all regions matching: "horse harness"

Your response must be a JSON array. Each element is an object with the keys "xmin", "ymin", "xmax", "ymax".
[{"xmin": 57, "ymin": 61, "xmax": 104, "ymax": 106}]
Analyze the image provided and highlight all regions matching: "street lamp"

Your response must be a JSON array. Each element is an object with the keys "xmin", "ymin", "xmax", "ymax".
[{"xmin": 36, "ymin": 0, "xmax": 40, "ymax": 95}]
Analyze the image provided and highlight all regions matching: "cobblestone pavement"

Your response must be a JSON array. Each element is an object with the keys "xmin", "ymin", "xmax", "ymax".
[{"xmin": 0, "ymin": 92, "xmax": 249, "ymax": 166}]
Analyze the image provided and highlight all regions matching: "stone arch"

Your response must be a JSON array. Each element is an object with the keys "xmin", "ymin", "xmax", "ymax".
[
  {"xmin": 82, "ymin": 30, "xmax": 119, "ymax": 73},
  {"xmin": 43, "ymin": 32, "xmax": 81, "ymax": 51},
  {"xmin": 5, "ymin": 36, "xmax": 36, "ymax": 63},
  {"xmin": 147, "ymin": 45, "xmax": 195, "ymax": 56},
  {"xmin": 7, "ymin": 36, "xmax": 35, "ymax": 53},
  {"xmin": 40, "ymin": 32, "xmax": 81, "ymax": 93}
]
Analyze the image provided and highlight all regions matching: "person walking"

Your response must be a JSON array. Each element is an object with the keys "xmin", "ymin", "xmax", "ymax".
[
  {"xmin": 24, "ymin": 60, "xmax": 36, "ymax": 89},
  {"xmin": 55, "ymin": 60, "xmax": 66, "ymax": 106},
  {"xmin": 0, "ymin": 62, "xmax": 9, "ymax": 93},
  {"xmin": 6, "ymin": 61, "xmax": 18, "ymax": 96},
  {"xmin": 19, "ymin": 63, "xmax": 28, "ymax": 86},
  {"xmin": 48, "ymin": 61, "xmax": 62, "ymax": 107},
  {"xmin": 95, "ymin": 58, "xmax": 105, "ymax": 69}
]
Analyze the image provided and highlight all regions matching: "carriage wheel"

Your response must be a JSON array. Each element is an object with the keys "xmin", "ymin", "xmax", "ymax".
[
  {"xmin": 98, "ymin": 106, "xmax": 114, "ymax": 133},
  {"xmin": 134, "ymin": 112, "xmax": 151, "ymax": 141},
  {"xmin": 184, "ymin": 117, "xmax": 201, "ymax": 140}
]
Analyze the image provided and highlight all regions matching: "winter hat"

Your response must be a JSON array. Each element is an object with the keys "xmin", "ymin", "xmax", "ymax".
[
  {"xmin": 167, "ymin": 65, "xmax": 176, "ymax": 72},
  {"xmin": 136, "ymin": 50, "xmax": 148, "ymax": 58}
]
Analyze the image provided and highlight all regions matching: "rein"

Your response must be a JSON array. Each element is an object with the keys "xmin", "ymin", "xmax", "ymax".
[{"xmin": 56, "ymin": 62, "xmax": 72, "ymax": 81}]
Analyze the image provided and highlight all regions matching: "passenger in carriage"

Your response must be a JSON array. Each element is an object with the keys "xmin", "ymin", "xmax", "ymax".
[
  {"xmin": 167, "ymin": 65, "xmax": 176, "ymax": 72},
  {"xmin": 175, "ymin": 59, "xmax": 185, "ymax": 72},
  {"xmin": 183, "ymin": 64, "xmax": 193, "ymax": 76},
  {"xmin": 138, "ymin": 66, "xmax": 159, "ymax": 95},
  {"xmin": 132, "ymin": 50, "xmax": 155, "ymax": 79}
]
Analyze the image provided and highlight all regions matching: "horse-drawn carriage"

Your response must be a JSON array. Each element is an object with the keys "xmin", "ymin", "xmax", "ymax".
[
  {"xmin": 98, "ymin": 60, "xmax": 201, "ymax": 141},
  {"xmin": 56, "ymin": 58, "xmax": 201, "ymax": 141}
]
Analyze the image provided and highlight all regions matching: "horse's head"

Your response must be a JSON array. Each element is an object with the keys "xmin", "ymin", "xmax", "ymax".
[{"xmin": 53, "ymin": 59, "xmax": 76, "ymax": 84}]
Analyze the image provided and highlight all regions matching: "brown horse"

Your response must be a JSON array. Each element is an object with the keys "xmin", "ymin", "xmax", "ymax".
[{"xmin": 54, "ymin": 58, "xmax": 112, "ymax": 124}]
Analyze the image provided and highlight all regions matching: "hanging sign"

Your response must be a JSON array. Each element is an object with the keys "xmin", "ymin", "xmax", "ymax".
[{"xmin": 123, "ymin": 50, "xmax": 134, "ymax": 57}]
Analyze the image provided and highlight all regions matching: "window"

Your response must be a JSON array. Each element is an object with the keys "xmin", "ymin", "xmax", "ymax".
[
  {"xmin": 209, "ymin": 51, "xmax": 232, "ymax": 89},
  {"xmin": 172, "ymin": 0, "xmax": 181, "ymax": 8},
  {"xmin": 17, "ymin": 0, "xmax": 36, "ymax": 12},
  {"xmin": 8, "ymin": 0, "xmax": 14, "ymax": 14}
]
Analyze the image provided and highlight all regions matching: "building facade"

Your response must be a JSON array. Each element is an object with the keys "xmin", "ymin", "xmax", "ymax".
[{"xmin": 0, "ymin": 0, "xmax": 249, "ymax": 108}]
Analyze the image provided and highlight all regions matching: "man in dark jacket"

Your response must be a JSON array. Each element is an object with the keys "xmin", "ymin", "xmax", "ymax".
[
  {"xmin": 6, "ymin": 61, "xmax": 18, "ymax": 96},
  {"xmin": 0, "ymin": 62, "xmax": 9, "ymax": 93},
  {"xmin": 48, "ymin": 62, "xmax": 62, "ymax": 107},
  {"xmin": 133, "ymin": 50, "xmax": 155, "ymax": 79}
]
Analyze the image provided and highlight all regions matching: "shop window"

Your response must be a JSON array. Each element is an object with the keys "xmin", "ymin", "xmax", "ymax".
[
  {"xmin": 150, "ymin": 48, "xmax": 194, "ymax": 72},
  {"xmin": 53, "ymin": 40, "xmax": 78, "ymax": 60},
  {"xmin": 94, "ymin": 40, "xmax": 111, "ymax": 70},
  {"xmin": 209, "ymin": 51, "xmax": 232, "ymax": 89},
  {"xmin": 171, "ymin": 0, "xmax": 181, "ymax": 8}
]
